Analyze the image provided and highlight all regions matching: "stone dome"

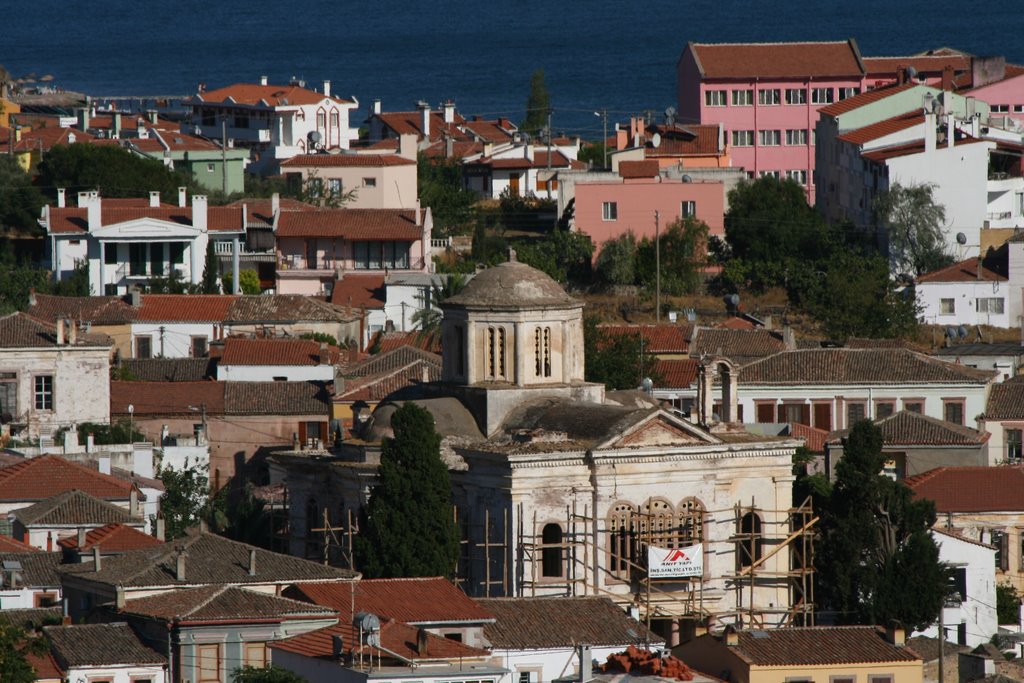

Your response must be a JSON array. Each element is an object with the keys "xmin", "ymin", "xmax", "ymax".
[{"xmin": 442, "ymin": 259, "xmax": 578, "ymax": 311}]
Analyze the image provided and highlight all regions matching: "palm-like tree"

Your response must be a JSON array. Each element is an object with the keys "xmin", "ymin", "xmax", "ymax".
[{"xmin": 411, "ymin": 273, "xmax": 466, "ymax": 350}]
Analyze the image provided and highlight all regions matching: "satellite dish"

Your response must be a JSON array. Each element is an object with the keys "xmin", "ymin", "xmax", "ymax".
[
  {"xmin": 641, "ymin": 377, "xmax": 654, "ymax": 394},
  {"xmin": 956, "ymin": 232, "xmax": 967, "ymax": 245},
  {"xmin": 308, "ymin": 130, "xmax": 322, "ymax": 144},
  {"xmin": 651, "ymin": 133, "xmax": 661, "ymax": 148},
  {"xmin": 665, "ymin": 106, "xmax": 677, "ymax": 126},
  {"xmin": 945, "ymin": 326, "xmax": 957, "ymax": 339},
  {"xmin": 728, "ymin": 294, "xmax": 740, "ymax": 306},
  {"xmin": 957, "ymin": 325, "xmax": 968, "ymax": 339},
  {"xmin": 681, "ymin": 174, "xmax": 692, "ymax": 183},
  {"xmin": 665, "ymin": 106, "xmax": 677, "ymax": 117},
  {"xmin": 907, "ymin": 66, "xmax": 918, "ymax": 80}
]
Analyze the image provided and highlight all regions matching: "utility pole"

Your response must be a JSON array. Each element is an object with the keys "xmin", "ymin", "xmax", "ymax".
[
  {"xmin": 655, "ymin": 210, "xmax": 661, "ymax": 323},
  {"xmin": 545, "ymin": 108, "xmax": 553, "ymax": 202},
  {"xmin": 594, "ymin": 109, "xmax": 609, "ymax": 169},
  {"xmin": 221, "ymin": 119, "xmax": 227, "ymax": 196}
]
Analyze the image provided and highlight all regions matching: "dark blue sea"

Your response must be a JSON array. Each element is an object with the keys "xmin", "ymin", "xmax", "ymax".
[{"xmin": 3, "ymin": 0, "xmax": 1020, "ymax": 136}]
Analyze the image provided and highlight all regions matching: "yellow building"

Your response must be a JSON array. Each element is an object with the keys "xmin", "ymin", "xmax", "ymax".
[{"xmin": 675, "ymin": 625, "xmax": 923, "ymax": 683}]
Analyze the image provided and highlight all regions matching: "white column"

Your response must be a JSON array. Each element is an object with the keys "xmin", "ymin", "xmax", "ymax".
[
  {"xmin": 189, "ymin": 240, "xmax": 199, "ymax": 286},
  {"xmin": 514, "ymin": 323, "xmax": 524, "ymax": 387},
  {"xmin": 231, "ymin": 237, "xmax": 241, "ymax": 294}
]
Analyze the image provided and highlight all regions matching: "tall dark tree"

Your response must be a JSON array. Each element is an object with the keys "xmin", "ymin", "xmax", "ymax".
[
  {"xmin": 515, "ymin": 228, "xmax": 594, "ymax": 285},
  {"xmin": 0, "ymin": 622, "xmax": 49, "ymax": 683},
  {"xmin": 355, "ymin": 402, "xmax": 459, "ymax": 578},
  {"xmin": 36, "ymin": 144, "xmax": 196, "ymax": 202},
  {"xmin": 816, "ymin": 420, "xmax": 949, "ymax": 629},
  {"xmin": 522, "ymin": 69, "xmax": 551, "ymax": 136},
  {"xmin": 417, "ymin": 154, "xmax": 478, "ymax": 235},
  {"xmin": 0, "ymin": 156, "xmax": 46, "ymax": 233},
  {"xmin": 874, "ymin": 182, "xmax": 953, "ymax": 276},
  {"xmin": 202, "ymin": 241, "xmax": 221, "ymax": 294}
]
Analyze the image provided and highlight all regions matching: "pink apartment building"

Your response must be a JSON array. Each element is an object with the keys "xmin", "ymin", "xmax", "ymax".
[{"xmin": 574, "ymin": 161, "xmax": 725, "ymax": 252}]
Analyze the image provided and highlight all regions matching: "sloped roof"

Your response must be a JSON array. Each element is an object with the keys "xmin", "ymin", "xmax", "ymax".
[
  {"xmin": 861, "ymin": 136, "xmax": 988, "ymax": 162},
  {"xmin": 0, "ymin": 312, "xmax": 109, "ymax": 349},
  {"xmin": 227, "ymin": 295, "xmax": 359, "ymax": 323},
  {"xmin": 110, "ymin": 381, "xmax": 226, "ymax": 417},
  {"xmin": 917, "ymin": 256, "xmax": 1008, "ymax": 283},
  {"xmin": 288, "ymin": 577, "xmax": 494, "ymax": 624},
  {"xmin": 281, "ymin": 153, "xmax": 415, "ymax": 168},
  {"xmin": 61, "ymin": 527, "xmax": 356, "ymax": 588},
  {"xmin": 643, "ymin": 124, "xmax": 724, "ymax": 157},
  {"xmin": 790, "ymin": 423, "xmax": 830, "ymax": 453},
  {"xmin": 335, "ymin": 360, "xmax": 440, "ymax": 402},
  {"xmin": 720, "ymin": 626, "xmax": 920, "ymax": 666},
  {"xmin": 818, "ymin": 82, "xmax": 920, "ymax": 117},
  {"xmin": 738, "ymin": 348, "xmax": 996, "ymax": 385},
  {"xmin": 219, "ymin": 338, "xmax": 341, "ymax": 366},
  {"xmin": 329, "ymin": 274, "xmax": 386, "ymax": 309},
  {"xmin": 348, "ymin": 345, "xmax": 441, "ymax": 377},
  {"xmin": 828, "ymin": 410, "xmax": 988, "ymax": 447},
  {"xmin": 13, "ymin": 490, "xmax": 137, "ymax": 527},
  {"xmin": 24, "ymin": 649, "xmax": 63, "ymax": 680},
  {"xmin": 372, "ymin": 110, "xmax": 466, "ymax": 141},
  {"xmin": 653, "ymin": 359, "xmax": 699, "ymax": 389},
  {"xmin": 0, "ymin": 455, "xmax": 134, "ymax": 502},
  {"xmin": 121, "ymin": 584, "xmax": 336, "ymax": 623},
  {"xmin": 444, "ymin": 260, "xmax": 577, "ymax": 310},
  {"xmin": 135, "ymin": 295, "xmax": 237, "ymax": 322},
  {"xmin": 28, "ymin": 294, "xmax": 136, "ymax": 325},
  {"xmin": 0, "ymin": 534, "xmax": 40, "ymax": 553},
  {"xmin": 690, "ymin": 328, "xmax": 785, "ymax": 364},
  {"xmin": 224, "ymin": 381, "xmax": 331, "ymax": 415},
  {"xmin": 477, "ymin": 597, "xmax": 662, "ymax": 649},
  {"xmin": 905, "ymin": 466, "xmax": 1024, "ymax": 512},
  {"xmin": 45, "ymin": 623, "xmax": 166, "ymax": 668},
  {"xmin": 276, "ymin": 208, "xmax": 423, "ymax": 239},
  {"xmin": 0, "ymin": 552, "xmax": 62, "ymax": 587},
  {"xmin": 191, "ymin": 82, "xmax": 353, "ymax": 107},
  {"xmin": 686, "ymin": 40, "xmax": 864, "ymax": 79},
  {"xmin": 57, "ymin": 523, "xmax": 163, "ymax": 553},
  {"xmin": 986, "ymin": 376, "xmax": 1024, "ymax": 419},
  {"xmin": 376, "ymin": 331, "xmax": 440, "ymax": 354},
  {"xmin": 0, "ymin": 606, "xmax": 61, "ymax": 628},
  {"xmin": 598, "ymin": 324, "xmax": 691, "ymax": 354},
  {"xmin": 46, "ymin": 206, "xmax": 245, "ymax": 235},
  {"xmin": 119, "ymin": 358, "xmax": 214, "ymax": 382},
  {"xmin": 838, "ymin": 111, "xmax": 924, "ymax": 145}
]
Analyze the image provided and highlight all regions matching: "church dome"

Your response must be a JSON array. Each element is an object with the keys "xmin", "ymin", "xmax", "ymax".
[{"xmin": 442, "ymin": 259, "xmax": 578, "ymax": 311}]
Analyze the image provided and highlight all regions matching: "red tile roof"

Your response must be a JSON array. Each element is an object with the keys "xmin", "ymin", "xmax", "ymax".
[
  {"xmin": 690, "ymin": 328, "xmax": 786, "ymax": 363},
  {"xmin": 373, "ymin": 110, "xmax": 466, "ymax": 142},
  {"xmin": 10, "ymin": 126, "xmax": 96, "ymax": 153},
  {"xmin": 653, "ymin": 359, "xmax": 698, "ymax": 388},
  {"xmin": 861, "ymin": 136, "xmax": 987, "ymax": 162},
  {"xmin": 818, "ymin": 82, "xmax": 919, "ymax": 117},
  {"xmin": 917, "ymin": 256, "xmax": 1007, "ymax": 283},
  {"xmin": 329, "ymin": 274, "xmax": 386, "ymax": 309},
  {"xmin": 828, "ymin": 410, "xmax": 988, "ymax": 447},
  {"xmin": 462, "ymin": 119, "xmax": 517, "ymax": 143},
  {"xmin": 192, "ymin": 83, "xmax": 353, "ymax": 107},
  {"xmin": 281, "ymin": 153, "xmax": 415, "ymax": 168},
  {"xmin": 57, "ymin": 523, "xmax": 163, "ymax": 553},
  {"xmin": 134, "ymin": 294, "xmax": 238, "ymax": 322},
  {"xmin": 335, "ymin": 360, "xmax": 440, "ymax": 402},
  {"xmin": 986, "ymin": 376, "xmax": 1024, "ymax": 419},
  {"xmin": 644, "ymin": 124, "xmax": 724, "ymax": 158},
  {"xmin": 122, "ymin": 584, "xmax": 336, "ymax": 623},
  {"xmin": 619, "ymin": 160, "xmax": 660, "ymax": 179},
  {"xmin": 276, "ymin": 208, "xmax": 423, "ymax": 239},
  {"xmin": 713, "ymin": 626, "xmax": 920, "ymax": 666},
  {"xmin": 790, "ymin": 423, "xmax": 829, "ymax": 453},
  {"xmin": 376, "ymin": 331, "xmax": 440, "ymax": 354},
  {"xmin": 863, "ymin": 55, "xmax": 971, "ymax": 77},
  {"xmin": 478, "ymin": 597, "xmax": 661, "ymax": 649},
  {"xmin": 597, "ymin": 324, "xmax": 692, "ymax": 354},
  {"xmin": 46, "ymin": 205, "xmax": 244, "ymax": 235},
  {"xmin": 289, "ymin": 577, "xmax": 494, "ymax": 624},
  {"xmin": 0, "ymin": 534, "xmax": 41, "ymax": 553},
  {"xmin": 906, "ymin": 466, "xmax": 1024, "ymax": 512},
  {"xmin": 838, "ymin": 111, "xmax": 924, "ymax": 145},
  {"xmin": 687, "ymin": 40, "xmax": 864, "ymax": 80},
  {"xmin": 714, "ymin": 316, "xmax": 757, "ymax": 330},
  {"xmin": 219, "ymin": 338, "xmax": 341, "ymax": 366},
  {"xmin": 24, "ymin": 649, "xmax": 63, "ymax": 680},
  {"xmin": 0, "ymin": 455, "xmax": 134, "ymax": 502},
  {"xmin": 110, "ymin": 380, "xmax": 226, "ymax": 416},
  {"xmin": 740, "ymin": 348, "xmax": 996, "ymax": 385}
]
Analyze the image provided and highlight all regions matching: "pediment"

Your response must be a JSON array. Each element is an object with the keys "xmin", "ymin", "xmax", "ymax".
[
  {"xmin": 91, "ymin": 218, "xmax": 201, "ymax": 239},
  {"xmin": 599, "ymin": 410, "xmax": 719, "ymax": 449}
]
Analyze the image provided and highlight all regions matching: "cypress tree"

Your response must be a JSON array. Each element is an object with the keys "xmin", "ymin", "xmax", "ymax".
[
  {"xmin": 355, "ymin": 402, "xmax": 459, "ymax": 578},
  {"xmin": 522, "ymin": 69, "xmax": 551, "ymax": 136}
]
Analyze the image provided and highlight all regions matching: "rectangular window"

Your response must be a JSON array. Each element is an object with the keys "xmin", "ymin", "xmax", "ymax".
[
  {"xmin": 603, "ymin": 202, "xmax": 618, "ymax": 221},
  {"xmin": 731, "ymin": 89, "xmax": 753, "ymax": 106},
  {"xmin": 198, "ymin": 643, "xmax": 222, "ymax": 683},
  {"xmin": 136, "ymin": 336, "xmax": 153, "ymax": 359},
  {"xmin": 354, "ymin": 241, "xmax": 410, "ymax": 270},
  {"xmin": 756, "ymin": 402, "xmax": 775, "ymax": 423},
  {"xmin": 944, "ymin": 400, "xmax": 964, "ymax": 425},
  {"xmin": 1008, "ymin": 429, "xmax": 1023, "ymax": 464},
  {"xmin": 150, "ymin": 242, "xmax": 164, "ymax": 277},
  {"xmin": 813, "ymin": 403, "xmax": 832, "ymax": 430},
  {"xmin": 992, "ymin": 104, "xmax": 1010, "ymax": 113},
  {"xmin": 731, "ymin": 130, "xmax": 754, "ymax": 147},
  {"xmin": 904, "ymin": 400, "xmax": 924, "ymax": 414},
  {"xmin": 759, "ymin": 170, "xmax": 781, "ymax": 179},
  {"xmin": 875, "ymin": 402, "xmax": 896, "ymax": 419},
  {"xmin": 940, "ymin": 298, "xmax": 955, "ymax": 315},
  {"xmin": 191, "ymin": 336, "xmax": 208, "ymax": 358},
  {"xmin": 680, "ymin": 201, "xmax": 696, "ymax": 218},
  {"xmin": 0, "ymin": 372, "xmax": 15, "ymax": 423},
  {"xmin": 758, "ymin": 89, "xmax": 781, "ymax": 105},
  {"xmin": 759, "ymin": 130, "xmax": 781, "ymax": 146},
  {"xmin": 839, "ymin": 87, "xmax": 861, "ymax": 100},
  {"xmin": 170, "ymin": 243, "xmax": 185, "ymax": 266},
  {"xmin": 129, "ymin": 243, "xmax": 147, "ymax": 276},
  {"xmin": 786, "ymin": 129, "xmax": 808, "ymax": 146},
  {"xmin": 786, "ymin": 170, "xmax": 808, "ymax": 184},
  {"xmin": 785, "ymin": 88, "xmax": 807, "ymax": 105},
  {"xmin": 244, "ymin": 643, "xmax": 268, "ymax": 668},
  {"xmin": 812, "ymin": 87, "xmax": 835, "ymax": 104},
  {"xmin": 328, "ymin": 178, "xmax": 342, "ymax": 195},
  {"xmin": 831, "ymin": 677, "xmax": 855, "ymax": 683},
  {"xmin": 104, "ymin": 243, "xmax": 118, "ymax": 265},
  {"xmin": 847, "ymin": 402, "xmax": 866, "ymax": 426},
  {"xmin": 705, "ymin": 90, "xmax": 727, "ymax": 107},
  {"xmin": 34, "ymin": 375, "xmax": 53, "ymax": 411},
  {"xmin": 868, "ymin": 676, "xmax": 894, "ymax": 683},
  {"xmin": 978, "ymin": 297, "xmax": 1005, "ymax": 314},
  {"xmin": 992, "ymin": 530, "xmax": 1009, "ymax": 570},
  {"xmin": 233, "ymin": 113, "xmax": 250, "ymax": 129},
  {"xmin": 206, "ymin": 163, "xmax": 215, "ymax": 173},
  {"xmin": 362, "ymin": 177, "xmax": 377, "ymax": 188}
]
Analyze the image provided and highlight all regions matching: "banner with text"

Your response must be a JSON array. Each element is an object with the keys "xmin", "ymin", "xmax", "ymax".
[{"xmin": 647, "ymin": 543, "xmax": 703, "ymax": 578}]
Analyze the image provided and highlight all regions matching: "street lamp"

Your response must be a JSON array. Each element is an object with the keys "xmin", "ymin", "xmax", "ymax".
[{"xmin": 594, "ymin": 110, "xmax": 608, "ymax": 169}]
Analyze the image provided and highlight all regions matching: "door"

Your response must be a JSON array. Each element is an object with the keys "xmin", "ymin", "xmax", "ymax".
[{"xmin": 509, "ymin": 173, "xmax": 520, "ymax": 196}]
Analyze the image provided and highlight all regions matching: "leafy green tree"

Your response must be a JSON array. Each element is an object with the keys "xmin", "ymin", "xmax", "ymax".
[
  {"xmin": 202, "ymin": 241, "xmax": 220, "ymax": 294},
  {"xmin": 816, "ymin": 420, "xmax": 949, "ymax": 630},
  {"xmin": 583, "ymin": 317, "xmax": 661, "ymax": 391},
  {"xmin": 51, "ymin": 260, "xmax": 91, "ymax": 296},
  {"xmin": 595, "ymin": 232, "xmax": 638, "ymax": 286},
  {"xmin": 221, "ymin": 269, "xmax": 261, "ymax": 295},
  {"xmin": 0, "ymin": 240, "xmax": 51, "ymax": 314},
  {"xmin": 577, "ymin": 141, "xmax": 608, "ymax": 170},
  {"xmin": 76, "ymin": 420, "xmax": 143, "ymax": 445},
  {"xmin": 232, "ymin": 665, "xmax": 309, "ymax": 683},
  {"xmin": 0, "ymin": 156, "xmax": 46, "ymax": 233},
  {"xmin": 726, "ymin": 177, "xmax": 834, "ymax": 264},
  {"xmin": 522, "ymin": 69, "xmax": 551, "ymax": 136},
  {"xmin": 874, "ymin": 182, "xmax": 953, "ymax": 276},
  {"xmin": 213, "ymin": 485, "xmax": 274, "ymax": 550},
  {"xmin": 636, "ymin": 217, "xmax": 708, "ymax": 296},
  {"xmin": 515, "ymin": 229, "xmax": 594, "ymax": 285},
  {"xmin": 417, "ymin": 154, "xmax": 478, "ymax": 235},
  {"xmin": 411, "ymin": 273, "xmax": 467, "ymax": 348},
  {"xmin": 36, "ymin": 144, "xmax": 196, "ymax": 201},
  {"xmin": 145, "ymin": 269, "xmax": 202, "ymax": 294},
  {"xmin": 0, "ymin": 622, "xmax": 49, "ymax": 683},
  {"xmin": 299, "ymin": 331, "xmax": 340, "ymax": 347},
  {"xmin": 156, "ymin": 459, "xmax": 217, "ymax": 541},
  {"xmin": 998, "ymin": 582, "xmax": 1022, "ymax": 624},
  {"xmin": 355, "ymin": 402, "xmax": 459, "ymax": 578}
]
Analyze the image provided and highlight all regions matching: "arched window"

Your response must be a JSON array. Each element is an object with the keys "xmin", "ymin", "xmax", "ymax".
[
  {"xmin": 541, "ymin": 523, "xmax": 563, "ymax": 577},
  {"xmin": 677, "ymin": 497, "xmax": 705, "ymax": 546},
  {"xmin": 534, "ymin": 327, "xmax": 552, "ymax": 378},
  {"xmin": 738, "ymin": 511, "xmax": 763, "ymax": 568},
  {"xmin": 486, "ymin": 326, "xmax": 507, "ymax": 380},
  {"xmin": 607, "ymin": 502, "xmax": 636, "ymax": 579},
  {"xmin": 640, "ymin": 499, "xmax": 675, "ymax": 548}
]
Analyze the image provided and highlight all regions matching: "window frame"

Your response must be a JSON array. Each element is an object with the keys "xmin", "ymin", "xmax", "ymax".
[
  {"xmin": 731, "ymin": 89, "xmax": 753, "ymax": 106},
  {"xmin": 943, "ymin": 398, "xmax": 966, "ymax": 426},
  {"xmin": 977, "ymin": 297, "xmax": 1005, "ymax": 315},
  {"xmin": 846, "ymin": 401, "xmax": 867, "ymax": 427},
  {"xmin": 758, "ymin": 130, "xmax": 781, "ymax": 147},
  {"xmin": 602, "ymin": 202, "xmax": 618, "ymax": 221},
  {"xmin": 903, "ymin": 398, "xmax": 925, "ymax": 414},
  {"xmin": 33, "ymin": 375, "xmax": 54, "ymax": 412},
  {"xmin": 785, "ymin": 88, "xmax": 807, "ymax": 105},
  {"xmin": 704, "ymin": 90, "xmax": 727, "ymax": 107},
  {"xmin": 785, "ymin": 129, "xmax": 808, "ymax": 146},
  {"xmin": 939, "ymin": 298, "xmax": 955, "ymax": 315},
  {"xmin": 731, "ymin": 130, "xmax": 754, "ymax": 147},
  {"xmin": 758, "ymin": 88, "xmax": 781, "ymax": 106},
  {"xmin": 135, "ymin": 335, "xmax": 153, "ymax": 359},
  {"xmin": 680, "ymin": 200, "xmax": 696, "ymax": 218},
  {"xmin": 1007, "ymin": 429, "xmax": 1023, "ymax": 464},
  {"xmin": 811, "ymin": 87, "xmax": 835, "ymax": 105}
]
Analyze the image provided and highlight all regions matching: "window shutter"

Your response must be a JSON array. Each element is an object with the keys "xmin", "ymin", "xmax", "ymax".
[
  {"xmin": 298, "ymin": 422, "xmax": 308, "ymax": 444},
  {"xmin": 319, "ymin": 422, "xmax": 329, "ymax": 442},
  {"xmin": 1001, "ymin": 533, "xmax": 1010, "ymax": 571},
  {"xmin": 757, "ymin": 404, "xmax": 774, "ymax": 423},
  {"xmin": 800, "ymin": 404, "xmax": 811, "ymax": 426},
  {"xmin": 814, "ymin": 403, "xmax": 832, "ymax": 430},
  {"xmin": 777, "ymin": 404, "xmax": 785, "ymax": 423}
]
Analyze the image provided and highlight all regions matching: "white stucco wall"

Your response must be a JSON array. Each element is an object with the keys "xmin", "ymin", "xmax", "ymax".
[
  {"xmin": 65, "ymin": 663, "xmax": 167, "ymax": 683},
  {"xmin": 130, "ymin": 322, "xmax": 219, "ymax": 358},
  {"xmin": 491, "ymin": 645, "xmax": 648, "ymax": 683},
  {"xmin": 916, "ymin": 280, "xmax": 1012, "ymax": 328},
  {"xmin": 217, "ymin": 364, "xmax": 334, "ymax": 382}
]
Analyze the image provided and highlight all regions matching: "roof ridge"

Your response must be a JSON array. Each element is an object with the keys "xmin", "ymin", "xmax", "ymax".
[{"xmin": 182, "ymin": 584, "xmax": 230, "ymax": 616}]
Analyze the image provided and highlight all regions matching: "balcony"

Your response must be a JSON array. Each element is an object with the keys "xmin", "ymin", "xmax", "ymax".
[{"xmin": 213, "ymin": 241, "xmax": 276, "ymax": 262}]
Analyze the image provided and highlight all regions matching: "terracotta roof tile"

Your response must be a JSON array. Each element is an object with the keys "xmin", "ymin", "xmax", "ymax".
[
  {"xmin": 0, "ymin": 552, "xmax": 62, "ymax": 586},
  {"xmin": 118, "ymin": 358, "xmax": 214, "ymax": 382},
  {"xmin": 644, "ymin": 124, "xmax": 724, "ymax": 157},
  {"xmin": 906, "ymin": 466, "xmax": 1024, "ymax": 512},
  {"xmin": 0, "ymin": 456, "xmax": 134, "ymax": 502},
  {"xmin": 477, "ymin": 597, "xmax": 662, "ymax": 649},
  {"xmin": 818, "ymin": 82, "xmax": 920, "ymax": 117},
  {"xmin": 619, "ymin": 160, "xmax": 661, "ymax": 179},
  {"xmin": 122, "ymin": 584, "xmax": 336, "ymax": 623},
  {"xmin": 838, "ymin": 111, "xmax": 924, "ymax": 145},
  {"xmin": 828, "ymin": 410, "xmax": 988, "ymax": 447},
  {"xmin": 57, "ymin": 523, "xmax": 163, "ymax": 552},
  {"xmin": 739, "ymin": 348, "xmax": 996, "ymax": 385},
  {"xmin": 462, "ymin": 119, "xmax": 517, "ymax": 143},
  {"xmin": 0, "ymin": 534, "xmax": 41, "ymax": 553},
  {"xmin": 110, "ymin": 380, "xmax": 224, "ymax": 417},
  {"xmin": 348, "ymin": 345, "xmax": 441, "ymax": 377},
  {"xmin": 227, "ymin": 295, "xmax": 358, "ymax": 323},
  {"xmin": 335, "ymin": 360, "xmax": 440, "ymax": 402},
  {"xmin": 219, "ymin": 338, "xmax": 341, "ymax": 366},
  {"xmin": 192, "ymin": 82, "xmax": 353, "ymax": 107},
  {"xmin": 28, "ymin": 294, "xmax": 136, "ymax": 324},
  {"xmin": 372, "ymin": 110, "xmax": 466, "ymax": 142},
  {"xmin": 690, "ymin": 328, "xmax": 785, "ymax": 363},
  {"xmin": 46, "ymin": 206, "xmax": 244, "ymax": 235},
  {"xmin": 688, "ymin": 40, "xmax": 864, "ymax": 79},
  {"xmin": 13, "ymin": 490, "xmax": 138, "ymax": 527},
  {"xmin": 329, "ymin": 274, "xmax": 386, "ymax": 309},
  {"xmin": 0, "ymin": 606, "xmax": 62, "ymax": 629},
  {"xmin": 653, "ymin": 359, "xmax": 698, "ymax": 388},
  {"xmin": 289, "ymin": 577, "xmax": 494, "ymax": 624},
  {"xmin": 276, "ymin": 208, "xmax": 423, "ymax": 239},
  {"xmin": 281, "ymin": 153, "xmax": 415, "ymax": 168},
  {"xmin": 135, "ymin": 294, "xmax": 238, "ymax": 322},
  {"xmin": 598, "ymin": 324, "xmax": 692, "ymax": 354},
  {"xmin": 24, "ymin": 649, "xmax": 63, "ymax": 680},
  {"xmin": 917, "ymin": 256, "xmax": 1008, "ymax": 283},
  {"xmin": 986, "ymin": 376, "xmax": 1024, "ymax": 419},
  {"xmin": 45, "ymin": 623, "xmax": 166, "ymax": 667},
  {"xmin": 721, "ymin": 626, "xmax": 920, "ymax": 666},
  {"xmin": 0, "ymin": 312, "xmax": 109, "ymax": 348},
  {"xmin": 223, "ymin": 381, "xmax": 331, "ymax": 415},
  {"xmin": 375, "ymin": 331, "xmax": 440, "ymax": 354}
]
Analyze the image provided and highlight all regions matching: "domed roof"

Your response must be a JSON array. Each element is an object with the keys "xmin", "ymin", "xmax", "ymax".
[{"xmin": 442, "ymin": 259, "xmax": 578, "ymax": 310}]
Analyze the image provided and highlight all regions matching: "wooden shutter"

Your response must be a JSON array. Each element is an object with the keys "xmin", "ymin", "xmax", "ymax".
[
  {"xmin": 298, "ymin": 421, "xmax": 308, "ymax": 444},
  {"xmin": 1000, "ymin": 533, "xmax": 1010, "ymax": 571},
  {"xmin": 777, "ymin": 404, "xmax": 786, "ymax": 423},
  {"xmin": 814, "ymin": 403, "xmax": 832, "ymax": 430},
  {"xmin": 756, "ymin": 403, "xmax": 774, "ymax": 423},
  {"xmin": 799, "ymin": 404, "xmax": 811, "ymax": 426},
  {"xmin": 319, "ymin": 422, "xmax": 329, "ymax": 442}
]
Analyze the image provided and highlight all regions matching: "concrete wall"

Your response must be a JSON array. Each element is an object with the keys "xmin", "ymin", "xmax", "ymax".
[
  {"xmin": 217, "ymin": 364, "xmax": 335, "ymax": 382},
  {"xmin": 915, "ymin": 531, "xmax": 997, "ymax": 647},
  {"xmin": 917, "ymin": 280, "xmax": 1013, "ymax": 328},
  {"xmin": 284, "ymin": 163, "xmax": 417, "ymax": 209},
  {"xmin": 130, "ymin": 322, "xmax": 220, "ymax": 358}
]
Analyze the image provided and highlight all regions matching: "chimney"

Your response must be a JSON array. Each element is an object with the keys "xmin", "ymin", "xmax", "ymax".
[
  {"xmin": 616, "ymin": 126, "xmax": 628, "ymax": 151},
  {"xmin": 977, "ymin": 257, "xmax": 983, "ymax": 280},
  {"xmin": 86, "ymin": 432, "xmax": 95, "ymax": 452},
  {"xmin": 178, "ymin": 186, "xmax": 187, "ymax": 207},
  {"xmin": 77, "ymin": 191, "xmax": 90, "ymax": 208},
  {"xmin": 724, "ymin": 625, "xmax": 739, "ymax": 646},
  {"xmin": 925, "ymin": 112, "xmax": 936, "ymax": 154},
  {"xmin": 416, "ymin": 628, "xmax": 429, "ymax": 656},
  {"xmin": 248, "ymin": 548, "xmax": 257, "ymax": 576},
  {"xmin": 149, "ymin": 191, "xmax": 160, "ymax": 207},
  {"xmin": 56, "ymin": 318, "xmax": 66, "ymax": 345},
  {"xmin": 192, "ymin": 195, "xmax": 208, "ymax": 233},
  {"xmin": 112, "ymin": 112, "xmax": 122, "ymax": 139},
  {"xmin": 445, "ymin": 135, "xmax": 454, "ymax": 159},
  {"xmin": 886, "ymin": 621, "xmax": 906, "ymax": 647},
  {"xmin": 415, "ymin": 198, "xmax": 422, "ymax": 227},
  {"xmin": 417, "ymin": 101, "xmax": 431, "ymax": 138},
  {"xmin": 896, "ymin": 66, "xmax": 907, "ymax": 85},
  {"xmin": 77, "ymin": 527, "xmax": 86, "ymax": 548},
  {"xmin": 271, "ymin": 192, "xmax": 280, "ymax": 218},
  {"xmin": 129, "ymin": 289, "xmax": 142, "ymax": 308},
  {"xmin": 782, "ymin": 326, "xmax": 796, "ymax": 350},
  {"xmin": 77, "ymin": 108, "xmax": 89, "ymax": 131},
  {"xmin": 98, "ymin": 455, "xmax": 111, "ymax": 475},
  {"xmin": 482, "ymin": 141, "xmax": 493, "ymax": 158},
  {"xmin": 176, "ymin": 551, "xmax": 187, "ymax": 581},
  {"xmin": 28, "ymin": 289, "xmax": 36, "ymax": 308},
  {"xmin": 130, "ymin": 488, "xmax": 139, "ymax": 517},
  {"xmin": 947, "ymin": 112, "xmax": 955, "ymax": 149},
  {"xmin": 148, "ymin": 109, "xmax": 158, "ymax": 125},
  {"xmin": 155, "ymin": 516, "xmax": 165, "ymax": 541},
  {"xmin": 398, "ymin": 133, "xmax": 418, "ymax": 160},
  {"xmin": 115, "ymin": 586, "xmax": 125, "ymax": 609},
  {"xmin": 86, "ymin": 192, "xmax": 101, "ymax": 231},
  {"xmin": 260, "ymin": 75, "xmax": 268, "ymax": 86},
  {"xmin": 372, "ymin": 99, "xmax": 381, "ymax": 115},
  {"xmin": 57, "ymin": 188, "xmax": 66, "ymax": 208},
  {"xmin": 62, "ymin": 599, "xmax": 70, "ymax": 625},
  {"xmin": 332, "ymin": 634, "xmax": 344, "ymax": 660},
  {"xmin": 578, "ymin": 644, "xmax": 593, "ymax": 683},
  {"xmin": 93, "ymin": 545, "xmax": 102, "ymax": 572},
  {"xmin": 323, "ymin": 79, "xmax": 331, "ymax": 97},
  {"xmin": 68, "ymin": 319, "xmax": 77, "ymax": 345},
  {"xmin": 442, "ymin": 100, "xmax": 455, "ymax": 124},
  {"xmin": 319, "ymin": 342, "xmax": 329, "ymax": 365},
  {"xmin": 942, "ymin": 65, "xmax": 955, "ymax": 91},
  {"xmin": 524, "ymin": 144, "xmax": 534, "ymax": 162}
]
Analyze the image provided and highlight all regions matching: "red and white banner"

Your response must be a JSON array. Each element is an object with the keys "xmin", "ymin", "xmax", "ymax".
[{"xmin": 648, "ymin": 543, "xmax": 703, "ymax": 578}]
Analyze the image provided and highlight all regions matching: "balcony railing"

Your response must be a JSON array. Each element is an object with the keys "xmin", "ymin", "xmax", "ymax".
[{"xmin": 987, "ymin": 211, "xmax": 1013, "ymax": 221}]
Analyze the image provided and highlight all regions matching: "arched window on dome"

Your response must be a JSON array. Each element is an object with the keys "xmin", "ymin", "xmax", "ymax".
[
  {"xmin": 535, "ymin": 327, "xmax": 552, "ymax": 378},
  {"xmin": 486, "ymin": 326, "xmax": 507, "ymax": 380}
]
